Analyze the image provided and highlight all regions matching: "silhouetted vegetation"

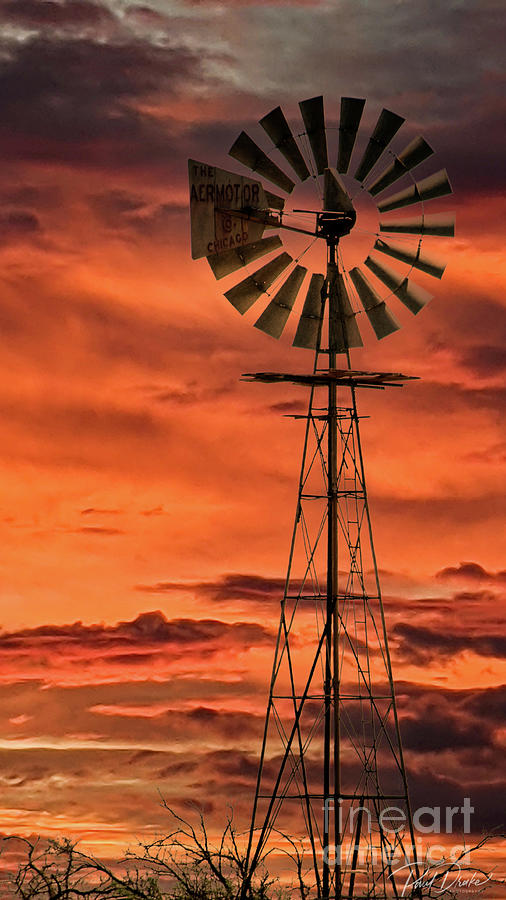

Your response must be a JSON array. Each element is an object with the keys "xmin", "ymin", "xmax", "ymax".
[
  {"xmin": 3, "ymin": 807, "xmax": 288, "ymax": 900},
  {"xmin": 2, "ymin": 806, "xmax": 503, "ymax": 899}
]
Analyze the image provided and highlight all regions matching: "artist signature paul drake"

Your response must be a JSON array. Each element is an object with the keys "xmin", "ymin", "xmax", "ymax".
[{"xmin": 391, "ymin": 861, "xmax": 494, "ymax": 896}]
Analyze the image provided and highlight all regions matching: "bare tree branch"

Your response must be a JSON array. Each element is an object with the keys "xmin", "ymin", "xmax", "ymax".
[{"xmin": 2, "ymin": 813, "xmax": 503, "ymax": 900}]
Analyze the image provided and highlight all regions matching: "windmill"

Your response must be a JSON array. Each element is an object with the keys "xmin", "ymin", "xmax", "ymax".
[{"xmin": 188, "ymin": 96, "xmax": 454, "ymax": 900}]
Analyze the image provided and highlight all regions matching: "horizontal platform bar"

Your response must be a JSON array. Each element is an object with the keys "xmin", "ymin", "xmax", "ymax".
[
  {"xmin": 299, "ymin": 492, "xmax": 367, "ymax": 500},
  {"xmin": 287, "ymin": 414, "xmax": 329, "ymax": 420},
  {"xmin": 272, "ymin": 695, "xmax": 393, "ymax": 700},
  {"xmin": 257, "ymin": 794, "xmax": 408, "ymax": 801},
  {"xmin": 242, "ymin": 369, "xmax": 418, "ymax": 388},
  {"xmin": 285, "ymin": 593, "xmax": 379, "ymax": 600}
]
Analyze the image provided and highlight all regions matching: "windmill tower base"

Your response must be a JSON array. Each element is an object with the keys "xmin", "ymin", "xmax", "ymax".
[{"xmin": 242, "ymin": 367, "xmax": 420, "ymax": 900}]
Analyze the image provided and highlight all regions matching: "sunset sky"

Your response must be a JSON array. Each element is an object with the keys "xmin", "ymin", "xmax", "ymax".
[{"xmin": 0, "ymin": 0, "xmax": 504, "ymax": 887}]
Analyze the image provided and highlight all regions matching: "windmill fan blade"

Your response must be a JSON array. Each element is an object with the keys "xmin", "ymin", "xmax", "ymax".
[
  {"xmin": 254, "ymin": 265, "xmax": 307, "ymax": 338},
  {"xmin": 265, "ymin": 190, "xmax": 286, "ymax": 211},
  {"xmin": 377, "ymin": 169, "xmax": 452, "ymax": 212},
  {"xmin": 328, "ymin": 268, "xmax": 363, "ymax": 351},
  {"xmin": 299, "ymin": 96, "xmax": 328, "ymax": 175},
  {"xmin": 365, "ymin": 254, "xmax": 432, "ymax": 314},
  {"xmin": 293, "ymin": 273, "xmax": 325, "ymax": 349},
  {"xmin": 259, "ymin": 106, "xmax": 310, "ymax": 182},
  {"xmin": 337, "ymin": 97, "xmax": 366, "ymax": 173},
  {"xmin": 354, "ymin": 108, "xmax": 405, "ymax": 183},
  {"xmin": 379, "ymin": 212, "xmax": 455, "ymax": 237},
  {"xmin": 224, "ymin": 252, "xmax": 292, "ymax": 314},
  {"xmin": 349, "ymin": 267, "xmax": 400, "ymax": 339},
  {"xmin": 324, "ymin": 168, "xmax": 354, "ymax": 213},
  {"xmin": 367, "ymin": 136, "xmax": 434, "ymax": 196},
  {"xmin": 208, "ymin": 235, "xmax": 283, "ymax": 280},
  {"xmin": 229, "ymin": 132, "xmax": 295, "ymax": 194},
  {"xmin": 373, "ymin": 238, "xmax": 446, "ymax": 279}
]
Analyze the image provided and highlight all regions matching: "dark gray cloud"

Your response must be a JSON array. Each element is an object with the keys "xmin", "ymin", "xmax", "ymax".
[
  {"xmin": 136, "ymin": 572, "xmax": 290, "ymax": 604},
  {"xmin": 87, "ymin": 190, "xmax": 188, "ymax": 240},
  {"xmin": 400, "ymin": 710, "xmax": 492, "ymax": 753},
  {"xmin": 374, "ymin": 490, "xmax": 504, "ymax": 527},
  {"xmin": 188, "ymin": 0, "xmax": 505, "ymax": 191},
  {"xmin": 0, "ymin": 210, "xmax": 41, "ymax": 242},
  {"xmin": 0, "ymin": 0, "xmax": 502, "ymax": 205},
  {"xmin": 460, "ymin": 345, "xmax": 506, "ymax": 378},
  {"xmin": 136, "ymin": 574, "xmax": 505, "ymax": 641},
  {"xmin": 0, "ymin": 35, "xmax": 205, "ymax": 171},
  {"xmin": 393, "ymin": 622, "xmax": 506, "ymax": 665},
  {"xmin": 123, "ymin": 5, "xmax": 170, "ymax": 26},
  {"xmin": 419, "ymin": 297, "xmax": 506, "ymax": 378},
  {"xmin": 0, "ymin": 0, "xmax": 114, "ymax": 28},
  {"xmin": 0, "ymin": 610, "xmax": 273, "ymax": 655},
  {"xmin": 88, "ymin": 189, "xmax": 147, "ymax": 225},
  {"xmin": 393, "ymin": 681, "xmax": 505, "ymax": 774},
  {"xmin": 0, "ymin": 184, "xmax": 62, "ymax": 209},
  {"xmin": 80, "ymin": 507, "xmax": 122, "ymax": 516},
  {"xmin": 406, "ymin": 768, "xmax": 506, "ymax": 834},
  {"xmin": 436, "ymin": 561, "xmax": 506, "ymax": 584},
  {"xmin": 0, "ymin": 394, "xmax": 163, "ymax": 451},
  {"xmin": 395, "ymin": 680, "xmax": 506, "ymax": 718},
  {"xmin": 72, "ymin": 525, "xmax": 125, "ymax": 536},
  {"xmin": 85, "ymin": 703, "xmax": 264, "ymax": 749},
  {"xmin": 460, "ymin": 683, "xmax": 506, "ymax": 722},
  {"xmin": 140, "ymin": 505, "xmax": 164, "ymax": 516},
  {"xmin": 269, "ymin": 400, "xmax": 307, "ymax": 415}
]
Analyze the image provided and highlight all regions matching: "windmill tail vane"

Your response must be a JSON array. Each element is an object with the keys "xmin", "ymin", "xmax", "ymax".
[{"xmin": 188, "ymin": 95, "xmax": 454, "ymax": 899}]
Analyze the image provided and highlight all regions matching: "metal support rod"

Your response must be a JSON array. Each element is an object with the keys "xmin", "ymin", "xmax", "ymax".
[
  {"xmin": 323, "ymin": 247, "xmax": 333, "ymax": 900},
  {"xmin": 326, "ymin": 239, "xmax": 342, "ymax": 900},
  {"xmin": 348, "ymin": 801, "xmax": 364, "ymax": 900}
]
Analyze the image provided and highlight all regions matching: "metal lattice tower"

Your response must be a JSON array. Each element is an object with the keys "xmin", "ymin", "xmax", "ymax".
[
  {"xmin": 188, "ymin": 94, "xmax": 454, "ymax": 899},
  {"xmin": 242, "ymin": 251, "xmax": 420, "ymax": 900}
]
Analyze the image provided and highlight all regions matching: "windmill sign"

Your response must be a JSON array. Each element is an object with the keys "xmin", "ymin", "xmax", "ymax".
[{"xmin": 188, "ymin": 159, "xmax": 269, "ymax": 258}]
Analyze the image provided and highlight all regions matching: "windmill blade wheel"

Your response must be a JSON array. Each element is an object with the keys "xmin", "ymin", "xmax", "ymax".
[{"xmin": 188, "ymin": 95, "xmax": 454, "ymax": 349}]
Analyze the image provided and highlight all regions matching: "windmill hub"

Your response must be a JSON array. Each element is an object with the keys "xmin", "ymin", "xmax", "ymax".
[{"xmin": 316, "ymin": 209, "xmax": 357, "ymax": 241}]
